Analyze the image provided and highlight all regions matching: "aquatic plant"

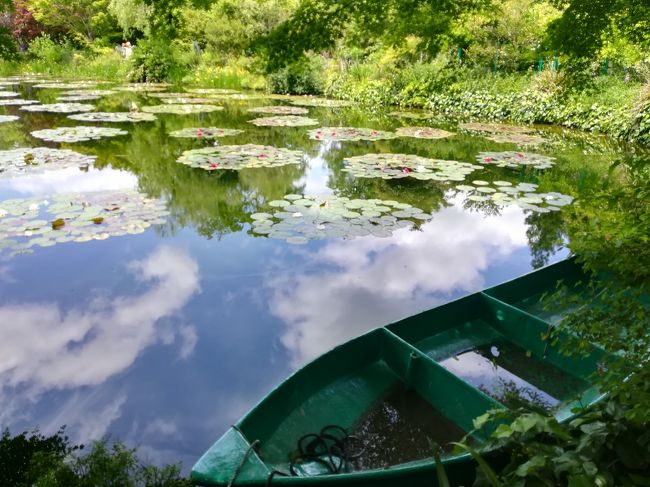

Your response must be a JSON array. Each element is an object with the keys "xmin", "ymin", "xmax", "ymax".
[
  {"xmin": 0, "ymin": 147, "xmax": 96, "ymax": 177},
  {"xmin": 343, "ymin": 153, "xmax": 482, "ymax": 181},
  {"xmin": 0, "ymin": 190, "xmax": 168, "ymax": 256},
  {"xmin": 177, "ymin": 144, "xmax": 306, "ymax": 170},
  {"xmin": 308, "ymin": 127, "xmax": 397, "ymax": 141},
  {"xmin": 31, "ymin": 126, "xmax": 128, "ymax": 143},
  {"xmin": 395, "ymin": 126, "xmax": 455, "ymax": 139},
  {"xmin": 250, "ymin": 194, "xmax": 432, "ymax": 244},
  {"xmin": 248, "ymin": 115, "xmax": 319, "ymax": 127},
  {"xmin": 169, "ymin": 127, "xmax": 244, "ymax": 139},
  {"xmin": 477, "ymin": 151, "xmax": 555, "ymax": 170},
  {"xmin": 68, "ymin": 112, "xmax": 157, "ymax": 123}
]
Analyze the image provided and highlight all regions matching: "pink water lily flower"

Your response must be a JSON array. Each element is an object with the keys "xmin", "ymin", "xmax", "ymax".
[
  {"xmin": 210, "ymin": 163, "xmax": 217, "ymax": 168},
  {"xmin": 402, "ymin": 167, "xmax": 410, "ymax": 174},
  {"xmin": 484, "ymin": 157, "xmax": 493, "ymax": 162},
  {"xmin": 516, "ymin": 153, "xmax": 525, "ymax": 158}
]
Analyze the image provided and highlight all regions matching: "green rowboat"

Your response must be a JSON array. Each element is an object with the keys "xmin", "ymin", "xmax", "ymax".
[{"xmin": 192, "ymin": 259, "xmax": 609, "ymax": 486}]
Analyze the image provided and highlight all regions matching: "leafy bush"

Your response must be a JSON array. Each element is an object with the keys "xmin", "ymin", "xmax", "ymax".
[
  {"xmin": 27, "ymin": 35, "xmax": 72, "ymax": 65},
  {"xmin": 0, "ymin": 428, "xmax": 191, "ymax": 487},
  {"xmin": 127, "ymin": 39, "xmax": 177, "ymax": 82},
  {"xmin": 267, "ymin": 55, "xmax": 325, "ymax": 95}
]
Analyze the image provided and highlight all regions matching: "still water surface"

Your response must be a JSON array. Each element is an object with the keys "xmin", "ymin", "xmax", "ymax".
[{"xmin": 0, "ymin": 80, "xmax": 633, "ymax": 469}]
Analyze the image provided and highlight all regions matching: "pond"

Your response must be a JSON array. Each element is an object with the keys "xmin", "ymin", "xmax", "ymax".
[{"xmin": 0, "ymin": 78, "xmax": 636, "ymax": 470}]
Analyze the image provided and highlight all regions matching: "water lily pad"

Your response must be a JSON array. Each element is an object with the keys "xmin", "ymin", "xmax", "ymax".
[
  {"xmin": 56, "ymin": 95, "xmax": 102, "ymax": 102},
  {"xmin": 206, "ymin": 93, "xmax": 269, "ymax": 101},
  {"xmin": 31, "ymin": 126, "xmax": 128, "ymax": 143},
  {"xmin": 460, "ymin": 122, "xmax": 533, "ymax": 135},
  {"xmin": 395, "ymin": 127, "xmax": 455, "ymax": 139},
  {"xmin": 64, "ymin": 89, "xmax": 116, "ymax": 97},
  {"xmin": 0, "ymin": 190, "xmax": 168, "ymax": 255},
  {"xmin": 0, "ymin": 91, "xmax": 19, "ymax": 98},
  {"xmin": 478, "ymin": 151, "xmax": 555, "ymax": 170},
  {"xmin": 0, "ymin": 147, "xmax": 95, "ymax": 177},
  {"xmin": 343, "ymin": 153, "xmax": 480, "ymax": 181},
  {"xmin": 68, "ymin": 112, "xmax": 157, "ymax": 123},
  {"xmin": 169, "ymin": 127, "xmax": 243, "ymax": 139},
  {"xmin": 290, "ymin": 98, "xmax": 353, "ymax": 108},
  {"xmin": 0, "ymin": 99, "xmax": 39, "ymax": 106},
  {"xmin": 33, "ymin": 81, "xmax": 100, "ymax": 89},
  {"xmin": 250, "ymin": 194, "xmax": 430, "ymax": 243},
  {"xmin": 248, "ymin": 106, "xmax": 309, "ymax": 115},
  {"xmin": 456, "ymin": 181, "xmax": 573, "ymax": 212},
  {"xmin": 20, "ymin": 103, "xmax": 95, "ymax": 113},
  {"xmin": 141, "ymin": 104, "xmax": 223, "ymax": 114},
  {"xmin": 389, "ymin": 111, "xmax": 435, "ymax": 120},
  {"xmin": 248, "ymin": 115, "xmax": 319, "ymax": 127},
  {"xmin": 486, "ymin": 133, "xmax": 548, "ymax": 146},
  {"xmin": 116, "ymin": 84, "xmax": 169, "ymax": 92},
  {"xmin": 308, "ymin": 127, "xmax": 397, "ymax": 142},
  {"xmin": 160, "ymin": 97, "xmax": 218, "ymax": 104},
  {"xmin": 0, "ymin": 115, "xmax": 19, "ymax": 124},
  {"xmin": 177, "ymin": 144, "xmax": 306, "ymax": 171}
]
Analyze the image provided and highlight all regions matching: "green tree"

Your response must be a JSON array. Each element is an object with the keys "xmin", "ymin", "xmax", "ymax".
[
  {"xmin": 261, "ymin": 0, "xmax": 489, "ymax": 71},
  {"xmin": 28, "ymin": 0, "xmax": 113, "ymax": 42}
]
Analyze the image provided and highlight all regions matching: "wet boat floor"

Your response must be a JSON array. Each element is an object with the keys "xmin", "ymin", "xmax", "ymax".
[{"xmin": 348, "ymin": 382, "xmax": 466, "ymax": 470}]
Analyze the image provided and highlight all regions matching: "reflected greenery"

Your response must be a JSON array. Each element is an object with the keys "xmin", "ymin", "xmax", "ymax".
[{"xmin": 0, "ymin": 82, "xmax": 642, "ymax": 259}]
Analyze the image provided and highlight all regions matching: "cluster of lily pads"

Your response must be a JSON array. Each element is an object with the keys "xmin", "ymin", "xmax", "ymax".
[
  {"xmin": 0, "ymin": 99, "xmax": 39, "ymax": 106},
  {"xmin": 0, "ymin": 190, "xmax": 169, "ymax": 255},
  {"xmin": 177, "ymin": 144, "xmax": 305, "ymax": 171},
  {"xmin": 33, "ymin": 82, "xmax": 100, "ymax": 90},
  {"xmin": 65, "ymin": 89, "xmax": 116, "ymax": 97},
  {"xmin": 0, "ymin": 91, "xmax": 18, "ymax": 98},
  {"xmin": 20, "ymin": 103, "xmax": 95, "ymax": 114},
  {"xmin": 459, "ymin": 122, "xmax": 547, "ymax": 146},
  {"xmin": 141, "ymin": 104, "xmax": 223, "ymax": 114},
  {"xmin": 0, "ymin": 147, "xmax": 96, "ymax": 177},
  {"xmin": 343, "ymin": 153, "xmax": 482, "ymax": 181},
  {"xmin": 68, "ymin": 112, "xmax": 157, "ymax": 123},
  {"xmin": 161, "ymin": 97, "xmax": 216, "ymax": 104},
  {"xmin": 31, "ymin": 126, "xmax": 128, "ymax": 143},
  {"xmin": 248, "ymin": 115, "xmax": 319, "ymax": 127},
  {"xmin": 250, "ymin": 194, "xmax": 432, "ymax": 244},
  {"xmin": 395, "ymin": 127, "xmax": 454, "ymax": 139},
  {"xmin": 116, "ymin": 84, "xmax": 168, "ymax": 92},
  {"xmin": 248, "ymin": 106, "xmax": 308, "ymax": 115},
  {"xmin": 290, "ymin": 98, "xmax": 353, "ymax": 108},
  {"xmin": 56, "ymin": 95, "xmax": 101, "ymax": 102},
  {"xmin": 309, "ymin": 127, "xmax": 398, "ymax": 141},
  {"xmin": 0, "ymin": 115, "xmax": 18, "ymax": 124},
  {"xmin": 169, "ymin": 127, "xmax": 243, "ymax": 139},
  {"xmin": 456, "ymin": 180, "xmax": 573, "ymax": 212},
  {"xmin": 477, "ymin": 151, "xmax": 555, "ymax": 170},
  {"xmin": 389, "ymin": 111, "xmax": 435, "ymax": 120}
]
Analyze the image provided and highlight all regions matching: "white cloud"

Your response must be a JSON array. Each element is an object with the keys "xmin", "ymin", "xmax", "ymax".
[
  {"xmin": 0, "ymin": 245, "xmax": 200, "ymax": 392},
  {"xmin": 1, "ymin": 166, "xmax": 137, "ymax": 195},
  {"xmin": 267, "ymin": 204, "xmax": 529, "ymax": 366}
]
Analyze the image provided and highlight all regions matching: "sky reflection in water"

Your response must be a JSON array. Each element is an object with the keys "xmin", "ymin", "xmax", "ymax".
[{"xmin": 0, "ymin": 85, "xmax": 596, "ymax": 470}]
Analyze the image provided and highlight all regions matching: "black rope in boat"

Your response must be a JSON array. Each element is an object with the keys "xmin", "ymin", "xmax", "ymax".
[
  {"xmin": 287, "ymin": 425, "xmax": 365, "ymax": 477},
  {"xmin": 227, "ymin": 439, "xmax": 261, "ymax": 487}
]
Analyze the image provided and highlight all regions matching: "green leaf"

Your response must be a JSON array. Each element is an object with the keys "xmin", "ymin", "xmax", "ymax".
[{"xmin": 451, "ymin": 443, "xmax": 502, "ymax": 487}]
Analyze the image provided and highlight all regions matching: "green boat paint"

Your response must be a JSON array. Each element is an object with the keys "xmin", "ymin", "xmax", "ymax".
[{"xmin": 192, "ymin": 258, "xmax": 610, "ymax": 486}]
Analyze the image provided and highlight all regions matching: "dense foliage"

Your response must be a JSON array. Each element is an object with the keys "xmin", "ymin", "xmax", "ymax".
[{"xmin": 0, "ymin": 428, "xmax": 191, "ymax": 486}]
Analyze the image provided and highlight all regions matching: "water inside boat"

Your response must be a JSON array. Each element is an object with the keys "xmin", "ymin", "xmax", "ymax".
[{"xmin": 349, "ymin": 382, "xmax": 467, "ymax": 470}]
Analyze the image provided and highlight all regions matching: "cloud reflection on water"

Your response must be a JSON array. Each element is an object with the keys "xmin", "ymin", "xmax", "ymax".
[
  {"xmin": 267, "ymin": 203, "xmax": 529, "ymax": 366},
  {"xmin": 0, "ymin": 245, "xmax": 200, "ymax": 439},
  {"xmin": 0, "ymin": 166, "xmax": 137, "ymax": 196}
]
